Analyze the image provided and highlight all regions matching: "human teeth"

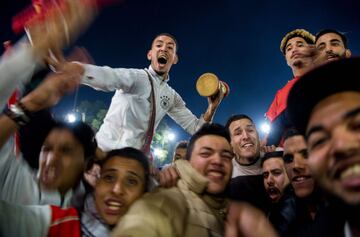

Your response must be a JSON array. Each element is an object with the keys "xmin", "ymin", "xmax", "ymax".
[
  {"xmin": 47, "ymin": 167, "xmax": 56, "ymax": 180},
  {"xmin": 108, "ymin": 205, "xmax": 120, "ymax": 211},
  {"xmin": 340, "ymin": 164, "xmax": 360, "ymax": 180},
  {"xmin": 108, "ymin": 201, "xmax": 122, "ymax": 207},
  {"xmin": 208, "ymin": 171, "xmax": 223, "ymax": 177},
  {"xmin": 294, "ymin": 176, "xmax": 306, "ymax": 181},
  {"xmin": 243, "ymin": 144, "xmax": 253, "ymax": 147}
]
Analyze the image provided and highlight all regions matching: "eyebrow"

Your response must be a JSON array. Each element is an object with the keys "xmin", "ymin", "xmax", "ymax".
[
  {"xmin": 306, "ymin": 125, "xmax": 324, "ymax": 139},
  {"xmin": 307, "ymin": 107, "xmax": 360, "ymax": 138},
  {"xmin": 344, "ymin": 107, "xmax": 360, "ymax": 119},
  {"xmin": 330, "ymin": 39, "xmax": 341, "ymax": 43},
  {"xmin": 201, "ymin": 146, "xmax": 233, "ymax": 154}
]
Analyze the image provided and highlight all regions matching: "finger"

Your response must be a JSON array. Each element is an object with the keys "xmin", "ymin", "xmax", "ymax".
[{"xmin": 168, "ymin": 167, "xmax": 180, "ymax": 186}]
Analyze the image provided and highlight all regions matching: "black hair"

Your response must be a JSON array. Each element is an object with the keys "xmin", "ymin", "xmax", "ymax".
[
  {"xmin": 260, "ymin": 151, "xmax": 284, "ymax": 167},
  {"xmin": 99, "ymin": 147, "xmax": 150, "ymax": 189},
  {"xmin": 185, "ymin": 123, "xmax": 231, "ymax": 161},
  {"xmin": 175, "ymin": 140, "xmax": 188, "ymax": 150},
  {"xmin": 315, "ymin": 29, "xmax": 348, "ymax": 48},
  {"xmin": 225, "ymin": 114, "xmax": 254, "ymax": 130},
  {"xmin": 53, "ymin": 121, "xmax": 97, "ymax": 160},
  {"xmin": 283, "ymin": 127, "xmax": 302, "ymax": 141},
  {"xmin": 153, "ymin": 33, "xmax": 179, "ymax": 51}
]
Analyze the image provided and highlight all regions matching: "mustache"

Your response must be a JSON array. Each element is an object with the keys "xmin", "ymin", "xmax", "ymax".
[{"xmin": 326, "ymin": 52, "xmax": 340, "ymax": 58}]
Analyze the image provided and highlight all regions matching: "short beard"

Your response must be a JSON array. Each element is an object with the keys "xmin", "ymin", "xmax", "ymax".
[{"xmin": 155, "ymin": 70, "xmax": 165, "ymax": 76}]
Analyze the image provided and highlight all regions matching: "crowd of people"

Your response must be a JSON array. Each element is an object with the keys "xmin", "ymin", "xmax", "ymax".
[{"xmin": 0, "ymin": 0, "xmax": 359, "ymax": 236}]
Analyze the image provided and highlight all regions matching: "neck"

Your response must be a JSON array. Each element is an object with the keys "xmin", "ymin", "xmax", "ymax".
[
  {"xmin": 291, "ymin": 60, "xmax": 313, "ymax": 77},
  {"xmin": 236, "ymin": 155, "xmax": 259, "ymax": 166}
]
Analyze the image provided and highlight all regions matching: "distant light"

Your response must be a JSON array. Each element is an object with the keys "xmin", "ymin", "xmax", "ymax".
[
  {"xmin": 261, "ymin": 123, "xmax": 271, "ymax": 134},
  {"xmin": 153, "ymin": 148, "xmax": 162, "ymax": 157},
  {"xmin": 66, "ymin": 113, "xmax": 77, "ymax": 123},
  {"xmin": 167, "ymin": 132, "xmax": 176, "ymax": 141}
]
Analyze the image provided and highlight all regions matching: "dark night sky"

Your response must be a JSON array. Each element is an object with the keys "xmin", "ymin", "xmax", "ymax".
[{"xmin": 2, "ymin": 0, "xmax": 360, "ymax": 141}]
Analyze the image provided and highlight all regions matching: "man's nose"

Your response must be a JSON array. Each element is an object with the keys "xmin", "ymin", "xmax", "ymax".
[
  {"xmin": 112, "ymin": 182, "xmax": 124, "ymax": 196},
  {"xmin": 45, "ymin": 152, "xmax": 59, "ymax": 166}
]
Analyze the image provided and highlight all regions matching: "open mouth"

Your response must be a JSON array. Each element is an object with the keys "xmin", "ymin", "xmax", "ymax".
[
  {"xmin": 207, "ymin": 169, "xmax": 225, "ymax": 180},
  {"xmin": 41, "ymin": 166, "xmax": 57, "ymax": 185},
  {"xmin": 241, "ymin": 143, "xmax": 254, "ymax": 148},
  {"xmin": 158, "ymin": 56, "xmax": 167, "ymax": 65},
  {"xmin": 292, "ymin": 175, "xmax": 312, "ymax": 183},
  {"xmin": 267, "ymin": 187, "xmax": 280, "ymax": 199},
  {"xmin": 104, "ymin": 199, "xmax": 124, "ymax": 215}
]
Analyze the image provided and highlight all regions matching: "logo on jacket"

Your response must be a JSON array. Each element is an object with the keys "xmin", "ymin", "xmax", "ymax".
[{"xmin": 160, "ymin": 95, "xmax": 170, "ymax": 110}]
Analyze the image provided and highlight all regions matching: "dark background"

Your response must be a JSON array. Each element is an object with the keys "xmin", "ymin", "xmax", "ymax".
[{"xmin": 2, "ymin": 0, "xmax": 360, "ymax": 142}]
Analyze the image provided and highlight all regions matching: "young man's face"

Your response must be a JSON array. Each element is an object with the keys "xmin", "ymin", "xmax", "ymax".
[
  {"xmin": 316, "ymin": 33, "xmax": 350, "ymax": 63},
  {"xmin": 147, "ymin": 35, "xmax": 178, "ymax": 76},
  {"xmin": 189, "ymin": 135, "xmax": 233, "ymax": 194},
  {"xmin": 172, "ymin": 147, "xmax": 187, "ymax": 162},
  {"xmin": 228, "ymin": 118, "xmax": 260, "ymax": 164},
  {"xmin": 262, "ymin": 157, "xmax": 290, "ymax": 203},
  {"xmin": 307, "ymin": 91, "xmax": 360, "ymax": 206},
  {"xmin": 95, "ymin": 156, "xmax": 146, "ymax": 225},
  {"xmin": 283, "ymin": 135, "xmax": 315, "ymax": 198},
  {"xmin": 285, "ymin": 37, "xmax": 312, "ymax": 68},
  {"xmin": 38, "ymin": 128, "xmax": 85, "ymax": 194}
]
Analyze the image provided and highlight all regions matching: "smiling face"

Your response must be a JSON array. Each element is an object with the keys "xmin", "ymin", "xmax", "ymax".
[
  {"xmin": 283, "ymin": 135, "xmax": 315, "ymax": 198},
  {"xmin": 262, "ymin": 157, "xmax": 290, "ymax": 203},
  {"xmin": 38, "ymin": 128, "xmax": 85, "ymax": 194},
  {"xmin": 147, "ymin": 35, "xmax": 178, "ymax": 77},
  {"xmin": 189, "ymin": 135, "xmax": 233, "ymax": 194},
  {"xmin": 94, "ymin": 156, "xmax": 146, "ymax": 226},
  {"xmin": 316, "ymin": 33, "xmax": 350, "ymax": 63},
  {"xmin": 228, "ymin": 118, "xmax": 260, "ymax": 164},
  {"xmin": 306, "ymin": 92, "xmax": 360, "ymax": 206}
]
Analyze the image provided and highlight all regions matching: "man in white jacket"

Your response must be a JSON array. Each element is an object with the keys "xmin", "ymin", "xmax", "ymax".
[{"xmin": 79, "ymin": 33, "xmax": 223, "ymax": 152}]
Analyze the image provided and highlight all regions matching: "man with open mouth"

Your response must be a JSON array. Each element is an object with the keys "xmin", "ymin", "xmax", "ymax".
[{"xmin": 76, "ymin": 33, "xmax": 224, "ymax": 154}]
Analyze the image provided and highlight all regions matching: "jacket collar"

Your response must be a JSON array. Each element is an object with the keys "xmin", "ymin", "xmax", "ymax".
[{"xmin": 148, "ymin": 65, "xmax": 170, "ymax": 82}]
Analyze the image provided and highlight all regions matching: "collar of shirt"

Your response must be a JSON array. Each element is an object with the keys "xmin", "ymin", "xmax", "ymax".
[{"xmin": 148, "ymin": 65, "xmax": 170, "ymax": 83}]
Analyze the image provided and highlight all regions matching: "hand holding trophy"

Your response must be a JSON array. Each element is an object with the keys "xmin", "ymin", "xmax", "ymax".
[{"xmin": 196, "ymin": 72, "xmax": 230, "ymax": 99}]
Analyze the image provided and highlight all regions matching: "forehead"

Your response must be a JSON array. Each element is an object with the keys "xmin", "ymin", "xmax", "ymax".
[
  {"xmin": 175, "ymin": 147, "xmax": 187, "ymax": 153},
  {"xmin": 102, "ymin": 156, "xmax": 145, "ymax": 177},
  {"xmin": 284, "ymin": 135, "xmax": 307, "ymax": 153},
  {"xmin": 193, "ymin": 135, "xmax": 231, "ymax": 151},
  {"xmin": 316, "ymin": 32, "xmax": 343, "ymax": 44},
  {"xmin": 152, "ymin": 35, "xmax": 176, "ymax": 46},
  {"xmin": 286, "ymin": 36, "xmax": 307, "ymax": 47},
  {"xmin": 263, "ymin": 157, "xmax": 285, "ymax": 169},
  {"xmin": 308, "ymin": 92, "xmax": 360, "ymax": 129},
  {"xmin": 45, "ymin": 128, "xmax": 77, "ymax": 143},
  {"xmin": 229, "ymin": 118, "xmax": 254, "ymax": 131}
]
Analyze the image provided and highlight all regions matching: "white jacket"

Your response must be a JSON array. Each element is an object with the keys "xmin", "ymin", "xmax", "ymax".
[{"xmin": 82, "ymin": 65, "xmax": 206, "ymax": 151}]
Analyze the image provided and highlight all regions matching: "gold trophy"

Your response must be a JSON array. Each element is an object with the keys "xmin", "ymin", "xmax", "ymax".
[{"xmin": 196, "ymin": 73, "xmax": 230, "ymax": 98}]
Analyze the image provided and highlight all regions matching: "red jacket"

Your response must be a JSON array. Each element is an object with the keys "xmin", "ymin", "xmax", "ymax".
[
  {"xmin": 265, "ymin": 77, "xmax": 300, "ymax": 122},
  {"xmin": 48, "ymin": 206, "xmax": 81, "ymax": 237}
]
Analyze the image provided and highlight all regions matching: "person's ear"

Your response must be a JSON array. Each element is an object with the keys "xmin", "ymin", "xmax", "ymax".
[
  {"xmin": 147, "ymin": 50, "xmax": 152, "ymax": 61},
  {"xmin": 345, "ymin": 49, "xmax": 352, "ymax": 58},
  {"xmin": 173, "ymin": 54, "xmax": 178, "ymax": 65}
]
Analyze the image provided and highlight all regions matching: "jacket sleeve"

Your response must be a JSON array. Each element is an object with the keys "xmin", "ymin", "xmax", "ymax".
[
  {"xmin": 81, "ymin": 64, "xmax": 146, "ymax": 92},
  {"xmin": 167, "ymin": 91, "xmax": 206, "ymax": 135},
  {"xmin": 0, "ymin": 138, "xmax": 41, "ymax": 205},
  {"xmin": 0, "ymin": 41, "xmax": 37, "ymax": 109},
  {"xmin": 0, "ymin": 200, "xmax": 51, "ymax": 237}
]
